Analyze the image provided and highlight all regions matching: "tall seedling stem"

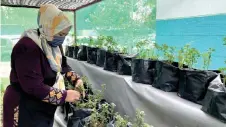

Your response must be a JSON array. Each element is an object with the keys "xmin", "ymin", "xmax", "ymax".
[{"xmin": 202, "ymin": 48, "xmax": 215, "ymax": 70}]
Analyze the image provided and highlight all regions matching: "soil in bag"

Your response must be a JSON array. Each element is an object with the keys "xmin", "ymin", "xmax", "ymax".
[
  {"xmin": 152, "ymin": 61, "xmax": 182, "ymax": 92},
  {"xmin": 131, "ymin": 59, "xmax": 156, "ymax": 84},
  {"xmin": 117, "ymin": 54, "xmax": 134, "ymax": 75},
  {"xmin": 77, "ymin": 45, "xmax": 87, "ymax": 61},
  {"xmin": 104, "ymin": 51, "xmax": 118, "ymax": 72},
  {"xmin": 96, "ymin": 49, "xmax": 106, "ymax": 67},
  {"xmin": 68, "ymin": 46, "xmax": 74, "ymax": 58},
  {"xmin": 178, "ymin": 69, "xmax": 218, "ymax": 104},
  {"xmin": 73, "ymin": 46, "xmax": 79, "ymax": 59},
  {"xmin": 87, "ymin": 47, "xmax": 98, "ymax": 64},
  {"xmin": 201, "ymin": 75, "xmax": 226, "ymax": 123}
]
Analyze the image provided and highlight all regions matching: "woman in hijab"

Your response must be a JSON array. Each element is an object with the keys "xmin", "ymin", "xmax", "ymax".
[{"xmin": 3, "ymin": 4, "xmax": 83, "ymax": 127}]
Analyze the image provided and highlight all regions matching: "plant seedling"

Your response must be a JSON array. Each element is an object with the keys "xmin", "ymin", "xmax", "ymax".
[
  {"xmin": 133, "ymin": 110, "xmax": 152, "ymax": 127},
  {"xmin": 96, "ymin": 35, "xmax": 106, "ymax": 48},
  {"xmin": 202, "ymin": 48, "xmax": 215, "ymax": 70},
  {"xmin": 89, "ymin": 36, "xmax": 95, "ymax": 47},
  {"xmin": 159, "ymin": 44, "xmax": 175, "ymax": 65},
  {"xmin": 104, "ymin": 36, "xmax": 118, "ymax": 53},
  {"xmin": 223, "ymin": 37, "xmax": 226, "ymax": 45},
  {"xmin": 178, "ymin": 44, "xmax": 200, "ymax": 69},
  {"xmin": 114, "ymin": 113, "xmax": 131, "ymax": 127},
  {"xmin": 219, "ymin": 68, "xmax": 226, "ymax": 85},
  {"xmin": 135, "ymin": 40, "xmax": 158, "ymax": 60}
]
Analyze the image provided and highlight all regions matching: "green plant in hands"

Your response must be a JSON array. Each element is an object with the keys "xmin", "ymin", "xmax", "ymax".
[
  {"xmin": 75, "ymin": 84, "xmax": 106, "ymax": 109},
  {"xmin": 202, "ymin": 48, "xmax": 215, "ymax": 70}
]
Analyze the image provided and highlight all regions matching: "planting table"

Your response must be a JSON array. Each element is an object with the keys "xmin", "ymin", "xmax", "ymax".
[{"xmin": 54, "ymin": 57, "xmax": 226, "ymax": 127}]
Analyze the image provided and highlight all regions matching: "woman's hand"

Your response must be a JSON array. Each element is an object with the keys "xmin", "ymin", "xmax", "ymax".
[
  {"xmin": 75, "ymin": 79, "xmax": 85, "ymax": 98},
  {"xmin": 65, "ymin": 90, "xmax": 81, "ymax": 102}
]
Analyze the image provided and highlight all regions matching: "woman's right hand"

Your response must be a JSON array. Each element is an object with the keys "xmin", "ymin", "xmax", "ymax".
[{"xmin": 65, "ymin": 90, "xmax": 81, "ymax": 102}]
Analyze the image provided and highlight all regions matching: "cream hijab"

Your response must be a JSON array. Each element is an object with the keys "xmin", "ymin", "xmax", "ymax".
[{"xmin": 21, "ymin": 4, "xmax": 72, "ymax": 90}]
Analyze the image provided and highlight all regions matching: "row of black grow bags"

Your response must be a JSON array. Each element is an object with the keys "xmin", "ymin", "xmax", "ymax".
[
  {"xmin": 66, "ymin": 46, "xmax": 226, "ymax": 123},
  {"xmin": 65, "ymin": 46, "xmax": 133, "ymax": 75},
  {"xmin": 131, "ymin": 60, "xmax": 219, "ymax": 104}
]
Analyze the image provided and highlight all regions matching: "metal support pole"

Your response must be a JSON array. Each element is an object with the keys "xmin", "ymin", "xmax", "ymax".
[{"xmin": 74, "ymin": 11, "xmax": 76, "ymax": 44}]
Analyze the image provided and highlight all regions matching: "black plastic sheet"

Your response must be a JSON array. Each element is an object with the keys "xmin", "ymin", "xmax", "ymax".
[
  {"xmin": 96, "ymin": 49, "xmax": 106, "ymax": 67},
  {"xmin": 68, "ymin": 46, "xmax": 74, "ymax": 58},
  {"xmin": 202, "ymin": 75, "xmax": 226, "ymax": 123},
  {"xmin": 104, "ymin": 51, "xmax": 118, "ymax": 72},
  {"xmin": 131, "ymin": 59, "xmax": 156, "ymax": 84},
  {"xmin": 87, "ymin": 47, "xmax": 98, "ymax": 64},
  {"xmin": 73, "ymin": 46, "xmax": 79, "ymax": 59},
  {"xmin": 117, "ymin": 54, "xmax": 133, "ymax": 75},
  {"xmin": 152, "ymin": 61, "xmax": 180, "ymax": 92},
  {"xmin": 178, "ymin": 69, "xmax": 218, "ymax": 104},
  {"xmin": 77, "ymin": 46, "xmax": 87, "ymax": 61}
]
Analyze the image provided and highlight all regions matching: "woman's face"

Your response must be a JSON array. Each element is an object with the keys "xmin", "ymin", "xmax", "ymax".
[{"xmin": 48, "ymin": 26, "xmax": 71, "ymax": 47}]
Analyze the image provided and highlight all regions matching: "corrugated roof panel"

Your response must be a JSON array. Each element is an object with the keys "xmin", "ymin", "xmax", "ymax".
[{"xmin": 1, "ymin": 0, "xmax": 101, "ymax": 11}]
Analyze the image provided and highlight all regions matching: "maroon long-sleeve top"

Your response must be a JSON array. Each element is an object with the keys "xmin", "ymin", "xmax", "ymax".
[
  {"xmin": 3, "ymin": 36, "xmax": 74, "ymax": 127},
  {"xmin": 10, "ymin": 37, "xmax": 70, "ymax": 104}
]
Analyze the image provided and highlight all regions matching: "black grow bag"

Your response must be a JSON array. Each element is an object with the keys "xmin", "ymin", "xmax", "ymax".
[
  {"xmin": 87, "ymin": 47, "xmax": 98, "ymax": 64},
  {"xmin": 65, "ymin": 46, "xmax": 69, "ymax": 56},
  {"xmin": 202, "ymin": 75, "xmax": 226, "ymax": 123},
  {"xmin": 77, "ymin": 46, "xmax": 87, "ymax": 61},
  {"xmin": 62, "ymin": 102, "xmax": 73, "ymax": 121},
  {"xmin": 178, "ymin": 69, "xmax": 218, "ymax": 104},
  {"xmin": 96, "ymin": 49, "xmax": 106, "ymax": 67},
  {"xmin": 131, "ymin": 59, "xmax": 156, "ymax": 84},
  {"xmin": 73, "ymin": 46, "xmax": 79, "ymax": 59},
  {"xmin": 67, "ymin": 108, "xmax": 93, "ymax": 127},
  {"xmin": 104, "ymin": 51, "xmax": 118, "ymax": 72},
  {"xmin": 152, "ymin": 61, "xmax": 181, "ymax": 92},
  {"xmin": 117, "ymin": 54, "xmax": 133, "ymax": 75},
  {"xmin": 68, "ymin": 46, "xmax": 74, "ymax": 58}
]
